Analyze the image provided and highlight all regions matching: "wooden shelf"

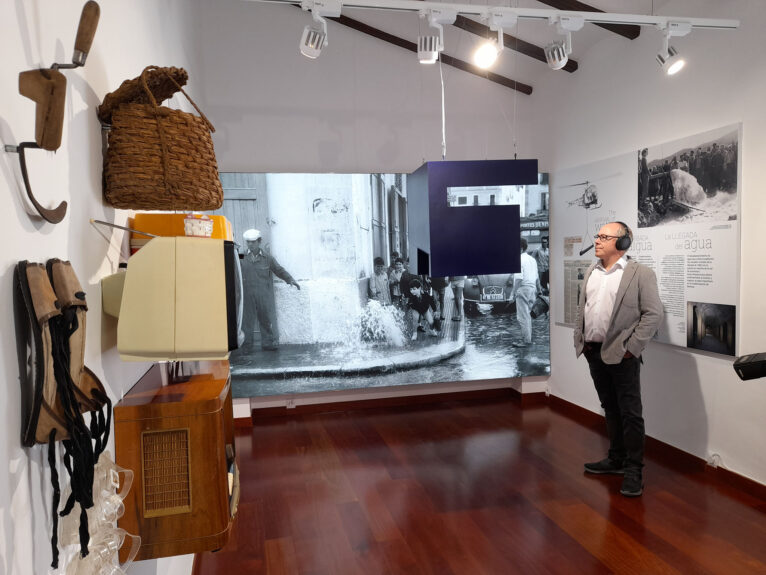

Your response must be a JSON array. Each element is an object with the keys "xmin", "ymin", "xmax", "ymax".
[{"xmin": 115, "ymin": 361, "xmax": 238, "ymax": 561}]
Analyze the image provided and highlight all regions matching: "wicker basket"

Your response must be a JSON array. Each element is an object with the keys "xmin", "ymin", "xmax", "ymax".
[{"xmin": 101, "ymin": 66, "xmax": 223, "ymax": 211}]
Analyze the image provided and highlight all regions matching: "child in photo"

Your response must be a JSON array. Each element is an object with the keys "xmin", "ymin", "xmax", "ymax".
[{"xmin": 407, "ymin": 278, "xmax": 439, "ymax": 340}]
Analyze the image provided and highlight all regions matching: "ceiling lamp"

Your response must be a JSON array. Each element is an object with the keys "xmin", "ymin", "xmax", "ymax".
[
  {"xmin": 417, "ymin": 35, "xmax": 440, "ymax": 65},
  {"xmin": 543, "ymin": 40, "xmax": 568, "ymax": 70},
  {"xmin": 300, "ymin": 24, "xmax": 327, "ymax": 58},
  {"xmin": 657, "ymin": 45, "xmax": 684, "ymax": 75},
  {"xmin": 472, "ymin": 12, "xmax": 517, "ymax": 70},
  {"xmin": 299, "ymin": 0, "xmax": 341, "ymax": 58},
  {"xmin": 474, "ymin": 41, "xmax": 499, "ymax": 68},
  {"xmin": 544, "ymin": 14, "xmax": 583, "ymax": 70},
  {"xmin": 656, "ymin": 22, "xmax": 691, "ymax": 75},
  {"xmin": 418, "ymin": 8, "xmax": 457, "ymax": 64}
]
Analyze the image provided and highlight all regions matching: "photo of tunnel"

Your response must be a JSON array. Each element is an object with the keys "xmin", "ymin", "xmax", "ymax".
[{"xmin": 686, "ymin": 301, "xmax": 736, "ymax": 356}]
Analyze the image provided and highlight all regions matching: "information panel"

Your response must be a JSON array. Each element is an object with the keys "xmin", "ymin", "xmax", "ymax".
[{"xmin": 552, "ymin": 124, "xmax": 740, "ymax": 356}]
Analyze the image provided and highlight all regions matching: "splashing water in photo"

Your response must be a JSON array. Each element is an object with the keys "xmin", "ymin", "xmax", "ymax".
[
  {"xmin": 339, "ymin": 300, "xmax": 408, "ymax": 354},
  {"xmin": 670, "ymin": 169, "xmax": 737, "ymax": 222}
]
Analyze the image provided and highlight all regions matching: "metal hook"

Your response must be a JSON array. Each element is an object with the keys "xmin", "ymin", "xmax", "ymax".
[
  {"xmin": 5, "ymin": 2, "xmax": 100, "ymax": 225},
  {"xmin": 4, "ymin": 143, "xmax": 68, "ymax": 224}
]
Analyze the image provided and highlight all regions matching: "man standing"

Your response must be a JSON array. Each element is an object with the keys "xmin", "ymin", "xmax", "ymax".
[
  {"xmin": 531, "ymin": 236, "xmax": 550, "ymax": 292},
  {"xmin": 639, "ymin": 148, "xmax": 650, "ymax": 205},
  {"xmin": 574, "ymin": 221, "xmax": 663, "ymax": 497},
  {"xmin": 242, "ymin": 228, "xmax": 301, "ymax": 351},
  {"xmin": 448, "ymin": 276, "xmax": 466, "ymax": 321},
  {"xmin": 429, "ymin": 276, "xmax": 448, "ymax": 321},
  {"xmin": 509, "ymin": 238, "xmax": 541, "ymax": 348}
]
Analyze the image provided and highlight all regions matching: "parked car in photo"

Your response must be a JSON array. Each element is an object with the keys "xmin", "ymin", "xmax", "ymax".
[{"xmin": 463, "ymin": 274, "xmax": 516, "ymax": 316}]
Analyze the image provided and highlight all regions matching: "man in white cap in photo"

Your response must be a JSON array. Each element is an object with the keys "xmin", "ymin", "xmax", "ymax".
[{"xmin": 242, "ymin": 228, "xmax": 301, "ymax": 351}]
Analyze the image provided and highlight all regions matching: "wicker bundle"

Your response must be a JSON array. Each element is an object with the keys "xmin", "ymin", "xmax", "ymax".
[{"xmin": 100, "ymin": 66, "xmax": 223, "ymax": 211}]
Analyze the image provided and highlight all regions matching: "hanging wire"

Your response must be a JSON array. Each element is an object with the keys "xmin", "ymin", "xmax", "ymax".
[
  {"xmin": 483, "ymin": 14, "xmax": 491, "ymax": 160},
  {"xmin": 512, "ymin": 0, "xmax": 518, "ymax": 159},
  {"xmin": 353, "ymin": 27, "xmax": 359, "ymax": 169},
  {"xmin": 418, "ymin": 14, "xmax": 426, "ymax": 164},
  {"xmin": 439, "ymin": 54, "xmax": 447, "ymax": 160}
]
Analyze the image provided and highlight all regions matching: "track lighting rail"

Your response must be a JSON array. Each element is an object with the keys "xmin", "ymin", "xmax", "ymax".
[{"xmin": 249, "ymin": 0, "xmax": 740, "ymax": 31}]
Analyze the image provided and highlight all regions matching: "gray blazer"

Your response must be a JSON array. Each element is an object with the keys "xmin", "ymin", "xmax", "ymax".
[{"xmin": 573, "ymin": 258, "xmax": 663, "ymax": 364}]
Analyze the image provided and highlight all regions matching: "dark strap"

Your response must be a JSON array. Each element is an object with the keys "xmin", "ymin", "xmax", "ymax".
[
  {"xmin": 48, "ymin": 430, "xmax": 60, "ymax": 569},
  {"xmin": 48, "ymin": 310, "xmax": 95, "ymax": 559},
  {"xmin": 91, "ymin": 388, "xmax": 112, "ymax": 458},
  {"xmin": 78, "ymin": 505, "xmax": 90, "ymax": 558}
]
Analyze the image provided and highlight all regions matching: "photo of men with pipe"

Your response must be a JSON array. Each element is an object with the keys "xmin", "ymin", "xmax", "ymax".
[
  {"xmin": 637, "ymin": 126, "xmax": 739, "ymax": 228},
  {"xmin": 213, "ymin": 172, "xmax": 550, "ymax": 398}
]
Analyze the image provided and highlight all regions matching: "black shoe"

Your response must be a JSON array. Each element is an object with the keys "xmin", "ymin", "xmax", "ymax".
[
  {"xmin": 584, "ymin": 458, "xmax": 625, "ymax": 475},
  {"xmin": 620, "ymin": 471, "xmax": 644, "ymax": 497},
  {"xmin": 262, "ymin": 345, "xmax": 278, "ymax": 351},
  {"xmin": 417, "ymin": 326, "xmax": 426, "ymax": 332}
]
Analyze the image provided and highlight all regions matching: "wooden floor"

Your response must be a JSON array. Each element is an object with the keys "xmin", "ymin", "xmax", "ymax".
[{"xmin": 194, "ymin": 398, "xmax": 766, "ymax": 575}]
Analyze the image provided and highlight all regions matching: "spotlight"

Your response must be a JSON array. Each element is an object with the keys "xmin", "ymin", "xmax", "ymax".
[
  {"xmin": 656, "ymin": 22, "xmax": 691, "ymax": 76},
  {"xmin": 417, "ymin": 8, "xmax": 456, "ymax": 64},
  {"xmin": 657, "ymin": 45, "xmax": 685, "ymax": 75},
  {"xmin": 299, "ymin": 0, "xmax": 341, "ymax": 59},
  {"xmin": 471, "ymin": 12, "xmax": 516, "ymax": 70},
  {"xmin": 418, "ymin": 35, "xmax": 440, "ymax": 64},
  {"xmin": 474, "ymin": 40, "xmax": 499, "ymax": 69},
  {"xmin": 544, "ymin": 40, "xmax": 568, "ymax": 70},
  {"xmin": 545, "ymin": 14, "xmax": 583, "ymax": 71},
  {"xmin": 300, "ymin": 24, "xmax": 327, "ymax": 59}
]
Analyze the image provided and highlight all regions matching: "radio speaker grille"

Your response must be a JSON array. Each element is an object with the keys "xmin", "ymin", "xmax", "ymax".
[{"xmin": 142, "ymin": 428, "xmax": 192, "ymax": 517}]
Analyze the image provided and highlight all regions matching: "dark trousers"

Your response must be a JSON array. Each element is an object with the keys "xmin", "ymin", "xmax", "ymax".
[
  {"xmin": 584, "ymin": 343, "xmax": 645, "ymax": 471},
  {"xmin": 539, "ymin": 270, "xmax": 549, "ymax": 290}
]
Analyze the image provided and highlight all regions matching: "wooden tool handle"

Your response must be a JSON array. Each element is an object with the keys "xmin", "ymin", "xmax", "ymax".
[{"xmin": 72, "ymin": 1, "xmax": 100, "ymax": 65}]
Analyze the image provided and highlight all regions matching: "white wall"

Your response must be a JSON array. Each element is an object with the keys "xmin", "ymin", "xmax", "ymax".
[
  {"xmin": 0, "ymin": 1, "xmax": 203, "ymax": 574},
  {"xmin": 537, "ymin": 0, "xmax": 766, "ymax": 485}
]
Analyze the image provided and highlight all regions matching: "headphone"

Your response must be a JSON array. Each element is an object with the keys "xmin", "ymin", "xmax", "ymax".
[{"xmin": 615, "ymin": 221, "xmax": 632, "ymax": 251}]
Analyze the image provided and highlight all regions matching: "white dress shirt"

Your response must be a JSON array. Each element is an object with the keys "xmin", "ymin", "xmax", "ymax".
[
  {"xmin": 583, "ymin": 256, "xmax": 627, "ymax": 342},
  {"xmin": 515, "ymin": 252, "xmax": 539, "ymax": 288}
]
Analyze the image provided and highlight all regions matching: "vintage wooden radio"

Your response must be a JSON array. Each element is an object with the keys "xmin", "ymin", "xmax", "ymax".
[{"xmin": 114, "ymin": 361, "xmax": 239, "ymax": 561}]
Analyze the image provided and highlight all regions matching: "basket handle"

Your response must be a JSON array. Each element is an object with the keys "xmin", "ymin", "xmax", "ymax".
[{"xmin": 139, "ymin": 65, "xmax": 215, "ymax": 133}]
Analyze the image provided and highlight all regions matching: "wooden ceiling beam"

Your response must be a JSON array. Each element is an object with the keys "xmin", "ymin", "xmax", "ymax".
[
  {"xmin": 453, "ymin": 15, "xmax": 579, "ymax": 73},
  {"xmin": 535, "ymin": 0, "xmax": 641, "ymax": 40},
  {"xmin": 328, "ymin": 14, "xmax": 534, "ymax": 94}
]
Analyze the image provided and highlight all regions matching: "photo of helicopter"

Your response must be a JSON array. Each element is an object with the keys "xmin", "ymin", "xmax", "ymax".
[
  {"xmin": 565, "ymin": 180, "xmax": 604, "ymax": 255},
  {"xmin": 567, "ymin": 182, "xmax": 602, "ymax": 210}
]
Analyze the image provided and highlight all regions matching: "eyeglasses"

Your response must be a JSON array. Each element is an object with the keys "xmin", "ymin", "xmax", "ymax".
[{"xmin": 593, "ymin": 234, "xmax": 621, "ymax": 242}]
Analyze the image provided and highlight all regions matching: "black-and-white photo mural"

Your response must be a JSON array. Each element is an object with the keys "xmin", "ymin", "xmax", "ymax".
[{"xmin": 214, "ymin": 172, "xmax": 550, "ymax": 398}]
